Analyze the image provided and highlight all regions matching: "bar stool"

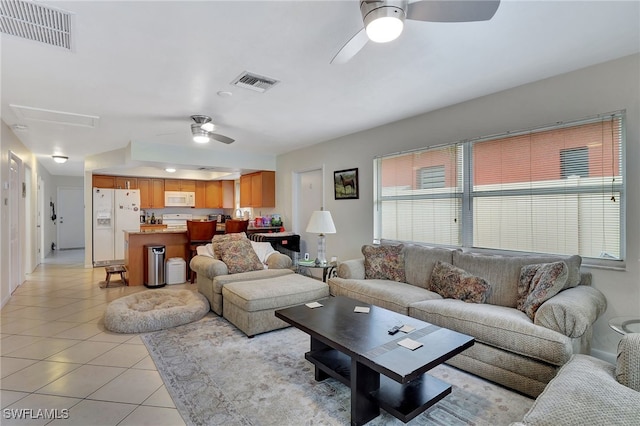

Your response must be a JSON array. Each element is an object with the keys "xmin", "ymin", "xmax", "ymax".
[
  {"xmin": 187, "ymin": 220, "xmax": 217, "ymax": 283},
  {"xmin": 224, "ymin": 219, "xmax": 249, "ymax": 234}
]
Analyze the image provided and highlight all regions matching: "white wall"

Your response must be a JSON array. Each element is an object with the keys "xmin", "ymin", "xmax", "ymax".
[
  {"xmin": 276, "ymin": 54, "xmax": 640, "ymax": 359},
  {"xmin": 0, "ymin": 122, "xmax": 55, "ymax": 306}
]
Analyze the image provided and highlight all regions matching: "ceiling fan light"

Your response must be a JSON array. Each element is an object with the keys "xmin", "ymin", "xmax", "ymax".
[
  {"xmin": 52, "ymin": 155, "xmax": 68, "ymax": 163},
  {"xmin": 193, "ymin": 134, "xmax": 210, "ymax": 144},
  {"xmin": 366, "ymin": 16, "xmax": 404, "ymax": 43},
  {"xmin": 201, "ymin": 122, "xmax": 215, "ymax": 132}
]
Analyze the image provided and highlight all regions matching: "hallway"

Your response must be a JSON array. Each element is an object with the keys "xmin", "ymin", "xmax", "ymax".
[{"xmin": 1, "ymin": 250, "xmax": 189, "ymax": 425}]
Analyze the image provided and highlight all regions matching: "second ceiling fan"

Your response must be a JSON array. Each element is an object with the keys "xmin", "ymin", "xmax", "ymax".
[
  {"xmin": 331, "ymin": 0, "xmax": 501, "ymax": 64},
  {"xmin": 190, "ymin": 115, "xmax": 234, "ymax": 144}
]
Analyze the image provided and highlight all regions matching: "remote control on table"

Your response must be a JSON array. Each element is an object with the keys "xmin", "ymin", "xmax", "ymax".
[{"xmin": 388, "ymin": 325, "xmax": 401, "ymax": 335}]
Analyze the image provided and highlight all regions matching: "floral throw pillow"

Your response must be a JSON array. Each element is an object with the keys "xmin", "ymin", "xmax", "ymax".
[
  {"xmin": 517, "ymin": 261, "xmax": 568, "ymax": 320},
  {"xmin": 429, "ymin": 261, "xmax": 491, "ymax": 303},
  {"xmin": 212, "ymin": 232, "xmax": 248, "ymax": 259},
  {"xmin": 217, "ymin": 238, "xmax": 264, "ymax": 274},
  {"xmin": 362, "ymin": 244, "xmax": 406, "ymax": 282}
]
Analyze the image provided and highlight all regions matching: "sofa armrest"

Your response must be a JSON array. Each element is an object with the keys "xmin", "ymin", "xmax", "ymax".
[
  {"xmin": 266, "ymin": 252, "xmax": 293, "ymax": 269},
  {"xmin": 190, "ymin": 255, "xmax": 228, "ymax": 279},
  {"xmin": 337, "ymin": 259, "xmax": 365, "ymax": 279},
  {"xmin": 534, "ymin": 285, "xmax": 607, "ymax": 338},
  {"xmin": 616, "ymin": 333, "xmax": 640, "ymax": 392}
]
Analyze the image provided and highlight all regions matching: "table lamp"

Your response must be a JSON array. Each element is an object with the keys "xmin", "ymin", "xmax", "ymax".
[{"xmin": 305, "ymin": 209, "xmax": 336, "ymax": 265}]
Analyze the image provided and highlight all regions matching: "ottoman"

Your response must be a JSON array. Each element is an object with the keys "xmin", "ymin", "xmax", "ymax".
[{"xmin": 222, "ymin": 274, "xmax": 329, "ymax": 337}]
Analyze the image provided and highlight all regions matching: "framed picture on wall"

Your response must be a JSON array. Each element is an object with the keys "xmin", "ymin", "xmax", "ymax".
[{"xmin": 334, "ymin": 168, "xmax": 359, "ymax": 200}]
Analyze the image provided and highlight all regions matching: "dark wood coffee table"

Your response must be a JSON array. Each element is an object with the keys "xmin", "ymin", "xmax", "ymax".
[{"xmin": 275, "ymin": 296, "xmax": 474, "ymax": 425}]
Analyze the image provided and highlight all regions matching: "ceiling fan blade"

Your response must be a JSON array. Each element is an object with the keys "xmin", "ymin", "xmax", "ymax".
[
  {"xmin": 407, "ymin": 0, "xmax": 500, "ymax": 23},
  {"xmin": 209, "ymin": 133, "xmax": 234, "ymax": 144},
  {"xmin": 330, "ymin": 27, "xmax": 369, "ymax": 64}
]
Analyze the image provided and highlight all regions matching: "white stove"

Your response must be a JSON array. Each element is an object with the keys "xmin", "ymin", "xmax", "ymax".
[{"xmin": 162, "ymin": 213, "xmax": 192, "ymax": 230}]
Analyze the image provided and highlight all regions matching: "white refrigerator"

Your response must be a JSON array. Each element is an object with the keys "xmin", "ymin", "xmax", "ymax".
[{"xmin": 93, "ymin": 188, "xmax": 141, "ymax": 266}]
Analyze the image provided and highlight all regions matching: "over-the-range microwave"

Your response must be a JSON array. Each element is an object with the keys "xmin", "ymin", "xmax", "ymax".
[{"xmin": 164, "ymin": 191, "xmax": 195, "ymax": 207}]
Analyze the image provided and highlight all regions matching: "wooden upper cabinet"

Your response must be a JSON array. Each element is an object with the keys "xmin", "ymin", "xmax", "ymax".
[
  {"xmin": 164, "ymin": 179, "xmax": 196, "ymax": 192},
  {"xmin": 194, "ymin": 181, "xmax": 206, "ymax": 208},
  {"xmin": 240, "ymin": 171, "xmax": 275, "ymax": 207},
  {"xmin": 115, "ymin": 176, "xmax": 137, "ymax": 189},
  {"xmin": 92, "ymin": 175, "xmax": 116, "ymax": 188},
  {"xmin": 204, "ymin": 181, "xmax": 222, "ymax": 208},
  {"xmin": 138, "ymin": 178, "xmax": 165, "ymax": 209},
  {"xmin": 221, "ymin": 180, "xmax": 235, "ymax": 209}
]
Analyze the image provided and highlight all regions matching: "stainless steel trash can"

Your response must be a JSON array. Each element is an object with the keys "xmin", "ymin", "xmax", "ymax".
[{"xmin": 144, "ymin": 245, "xmax": 166, "ymax": 288}]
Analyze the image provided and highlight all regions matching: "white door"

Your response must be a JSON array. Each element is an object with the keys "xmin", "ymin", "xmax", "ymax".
[
  {"xmin": 58, "ymin": 187, "xmax": 85, "ymax": 249},
  {"xmin": 295, "ymin": 168, "xmax": 323, "ymax": 261},
  {"xmin": 9, "ymin": 152, "xmax": 22, "ymax": 293},
  {"xmin": 24, "ymin": 166, "xmax": 33, "ymax": 273}
]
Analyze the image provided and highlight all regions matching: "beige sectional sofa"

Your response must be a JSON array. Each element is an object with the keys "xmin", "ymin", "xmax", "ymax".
[{"xmin": 328, "ymin": 242, "xmax": 607, "ymax": 397}]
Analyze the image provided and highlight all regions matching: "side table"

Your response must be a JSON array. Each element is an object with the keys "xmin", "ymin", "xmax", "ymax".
[
  {"xmin": 296, "ymin": 262, "xmax": 337, "ymax": 283},
  {"xmin": 608, "ymin": 316, "xmax": 640, "ymax": 335}
]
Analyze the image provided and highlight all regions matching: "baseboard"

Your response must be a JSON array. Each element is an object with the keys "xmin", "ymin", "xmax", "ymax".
[{"xmin": 590, "ymin": 348, "xmax": 616, "ymax": 364}]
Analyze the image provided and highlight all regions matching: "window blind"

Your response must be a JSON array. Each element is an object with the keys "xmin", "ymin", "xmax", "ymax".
[{"xmin": 374, "ymin": 111, "xmax": 625, "ymax": 262}]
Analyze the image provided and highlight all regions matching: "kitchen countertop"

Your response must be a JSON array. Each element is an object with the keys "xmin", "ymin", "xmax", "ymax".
[{"xmin": 125, "ymin": 229, "xmax": 187, "ymax": 235}]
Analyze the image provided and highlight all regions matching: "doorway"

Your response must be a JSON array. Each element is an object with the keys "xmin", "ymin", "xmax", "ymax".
[
  {"xmin": 293, "ymin": 168, "xmax": 323, "ymax": 261},
  {"xmin": 57, "ymin": 187, "xmax": 85, "ymax": 249}
]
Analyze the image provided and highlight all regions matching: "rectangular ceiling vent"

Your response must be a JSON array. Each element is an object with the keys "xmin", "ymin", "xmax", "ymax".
[
  {"xmin": 231, "ymin": 71, "xmax": 279, "ymax": 93},
  {"xmin": 0, "ymin": 0, "xmax": 73, "ymax": 50}
]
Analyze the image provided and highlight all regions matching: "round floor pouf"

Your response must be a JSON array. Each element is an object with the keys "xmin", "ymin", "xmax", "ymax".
[{"xmin": 104, "ymin": 289, "xmax": 210, "ymax": 333}]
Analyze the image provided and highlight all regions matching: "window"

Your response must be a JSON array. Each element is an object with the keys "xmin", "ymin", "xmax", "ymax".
[
  {"xmin": 417, "ymin": 165, "xmax": 446, "ymax": 189},
  {"xmin": 560, "ymin": 147, "xmax": 589, "ymax": 178},
  {"xmin": 374, "ymin": 112, "xmax": 625, "ymax": 262}
]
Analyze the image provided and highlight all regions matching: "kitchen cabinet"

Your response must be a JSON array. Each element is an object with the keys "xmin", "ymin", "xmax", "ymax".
[
  {"xmin": 115, "ymin": 176, "xmax": 137, "ymax": 189},
  {"xmin": 138, "ymin": 178, "xmax": 165, "ymax": 209},
  {"xmin": 205, "ymin": 181, "xmax": 222, "ymax": 208},
  {"xmin": 221, "ymin": 180, "xmax": 234, "ymax": 208},
  {"xmin": 240, "ymin": 171, "xmax": 275, "ymax": 207},
  {"xmin": 195, "ymin": 181, "xmax": 206, "ymax": 208},
  {"xmin": 92, "ymin": 175, "xmax": 116, "ymax": 188},
  {"xmin": 164, "ymin": 179, "xmax": 196, "ymax": 192}
]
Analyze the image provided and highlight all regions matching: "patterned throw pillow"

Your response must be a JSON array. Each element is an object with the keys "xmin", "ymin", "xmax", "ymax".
[
  {"xmin": 517, "ymin": 261, "xmax": 568, "ymax": 320},
  {"xmin": 362, "ymin": 244, "xmax": 406, "ymax": 282},
  {"xmin": 212, "ymin": 232, "xmax": 248, "ymax": 259},
  {"xmin": 429, "ymin": 261, "xmax": 491, "ymax": 303},
  {"xmin": 217, "ymin": 238, "xmax": 264, "ymax": 274}
]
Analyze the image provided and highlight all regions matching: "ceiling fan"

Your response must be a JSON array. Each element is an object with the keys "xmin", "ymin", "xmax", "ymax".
[
  {"xmin": 331, "ymin": 0, "xmax": 501, "ymax": 64},
  {"xmin": 190, "ymin": 115, "xmax": 234, "ymax": 144}
]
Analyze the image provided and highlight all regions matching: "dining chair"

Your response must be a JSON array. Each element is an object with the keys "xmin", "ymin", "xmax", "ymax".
[{"xmin": 186, "ymin": 220, "xmax": 217, "ymax": 283}]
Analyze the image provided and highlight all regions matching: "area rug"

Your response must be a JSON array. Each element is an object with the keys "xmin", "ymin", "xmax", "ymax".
[
  {"xmin": 104, "ymin": 289, "xmax": 209, "ymax": 333},
  {"xmin": 142, "ymin": 316, "xmax": 533, "ymax": 425}
]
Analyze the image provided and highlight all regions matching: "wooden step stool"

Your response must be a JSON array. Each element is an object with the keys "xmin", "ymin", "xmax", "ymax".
[{"xmin": 105, "ymin": 265, "xmax": 127, "ymax": 287}]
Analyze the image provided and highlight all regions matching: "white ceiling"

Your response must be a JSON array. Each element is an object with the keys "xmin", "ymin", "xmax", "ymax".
[{"xmin": 2, "ymin": 0, "xmax": 639, "ymax": 177}]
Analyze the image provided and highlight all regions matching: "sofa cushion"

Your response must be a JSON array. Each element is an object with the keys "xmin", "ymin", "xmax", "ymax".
[
  {"xmin": 218, "ymin": 239, "xmax": 264, "ymax": 274},
  {"xmin": 213, "ymin": 269, "xmax": 294, "ymax": 295},
  {"xmin": 409, "ymin": 299, "xmax": 573, "ymax": 365},
  {"xmin": 401, "ymin": 244, "xmax": 457, "ymax": 289},
  {"xmin": 328, "ymin": 277, "xmax": 441, "ymax": 315},
  {"xmin": 212, "ymin": 232, "xmax": 248, "ymax": 259},
  {"xmin": 452, "ymin": 251, "xmax": 582, "ymax": 308},
  {"xmin": 429, "ymin": 261, "xmax": 491, "ymax": 303},
  {"xmin": 362, "ymin": 244, "xmax": 406, "ymax": 282},
  {"xmin": 517, "ymin": 261, "xmax": 568, "ymax": 320}
]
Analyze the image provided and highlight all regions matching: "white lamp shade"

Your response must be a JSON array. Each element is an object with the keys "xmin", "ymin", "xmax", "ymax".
[{"xmin": 306, "ymin": 210, "xmax": 336, "ymax": 234}]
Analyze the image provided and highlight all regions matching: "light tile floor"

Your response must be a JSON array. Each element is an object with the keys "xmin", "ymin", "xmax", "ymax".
[{"xmin": 1, "ymin": 249, "xmax": 188, "ymax": 425}]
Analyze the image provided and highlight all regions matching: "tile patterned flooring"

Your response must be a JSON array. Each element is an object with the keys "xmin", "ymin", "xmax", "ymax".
[{"xmin": 1, "ymin": 250, "xmax": 188, "ymax": 425}]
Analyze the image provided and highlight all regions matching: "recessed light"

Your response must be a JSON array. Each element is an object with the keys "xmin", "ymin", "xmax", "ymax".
[
  {"xmin": 52, "ymin": 155, "xmax": 68, "ymax": 163},
  {"xmin": 165, "ymin": 168, "xmax": 176, "ymax": 173}
]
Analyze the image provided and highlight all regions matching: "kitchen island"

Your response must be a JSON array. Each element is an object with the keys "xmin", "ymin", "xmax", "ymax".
[{"xmin": 124, "ymin": 229, "xmax": 188, "ymax": 286}]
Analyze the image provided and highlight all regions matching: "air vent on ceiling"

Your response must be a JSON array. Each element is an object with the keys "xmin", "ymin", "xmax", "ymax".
[
  {"xmin": 231, "ymin": 71, "xmax": 279, "ymax": 93},
  {"xmin": 0, "ymin": 0, "xmax": 73, "ymax": 50},
  {"xmin": 11, "ymin": 104, "xmax": 99, "ymax": 128}
]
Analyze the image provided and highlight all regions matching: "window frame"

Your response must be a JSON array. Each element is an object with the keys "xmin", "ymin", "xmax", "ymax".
[{"xmin": 374, "ymin": 111, "xmax": 626, "ymax": 269}]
